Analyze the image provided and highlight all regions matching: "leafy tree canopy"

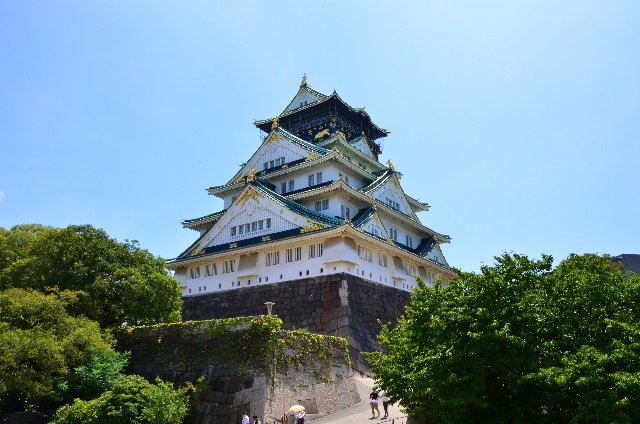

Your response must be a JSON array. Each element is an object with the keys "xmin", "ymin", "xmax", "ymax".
[
  {"xmin": 0, "ymin": 288, "xmax": 113, "ymax": 410},
  {"xmin": 50, "ymin": 375, "xmax": 190, "ymax": 424},
  {"xmin": 0, "ymin": 224, "xmax": 182, "ymax": 328},
  {"xmin": 366, "ymin": 253, "xmax": 640, "ymax": 424}
]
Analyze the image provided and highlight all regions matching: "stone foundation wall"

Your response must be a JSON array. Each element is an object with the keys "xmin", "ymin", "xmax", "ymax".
[{"xmin": 182, "ymin": 274, "xmax": 411, "ymax": 373}]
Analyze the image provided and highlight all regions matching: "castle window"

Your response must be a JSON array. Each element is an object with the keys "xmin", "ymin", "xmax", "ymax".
[
  {"xmin": 231, "ymin": 226, "xmax": 236, "ymax": 236},
  {"xmin": 266, "ymin": 251, "xmax": 280, "ymax": 266},
  {"xmin": 205, "ymin": 264, "xmax": 217, "ymax": 276},
  {"xmin": 266, "ymin": 218, "xmax": 271, "ymax": 229},
  {"xmin": 316, "ymin": 172, "xmax": 323, "ymax": 184},
  {"xmin": 270, "ymin": 160, "xmax": 275, "ymax": 168},
  {"xmin": 258, "ymin": 221, "xmax": 264, "ymax": 230},
  {"xmin": 251, "ymin": 222, "xmax": 257, "ymax": 232},
  {"xmin": 275, "ymin": 158, "xmax": 281, "ymax": 166},
  {"xmin": 308, "ymin": 174, "xmax": 315, "ymax": 186},
  {"xmin": 341, "ymin": 205, "xmax": 351, "ymax": 219},
  {"xmin": 189, "ymin": 267, "xmax": 200, "ymax": 279},
  {"xmin": 378, "ymin": 253, "xmax": 388, "ymax": 268},
  {"xmin": 281, "ymin": 182, "xmax": 287, "ymax": 193},
  {"xmin": 309, "ymin": 243, "xmax": 323, "ymax": 258},
  {"xmin": 223, "ymin": 260, "xmax": 235, "ymax": 274},
  {"xmin": 281, "ymin": 156, "xmax": 285, "ymax": 165},
  {"xmin": 357, "ymin": 245, "xmax": 373, "ymax": 262},
  {"xmin": 405, "ymin": 235, "xmax": 413, "ymax": 248},
  {"xmin": 288, "ymin": 180, "xmax": 295, "ymax": 191},
  {"xmin": 286, "ymin": 248, "xmax": 293, "ymax": 263},
  {"xmin": 295, "ymin": 247, "xmax": 302, "ymax": 261},
  {"xmin": 263, "ymin": 161, "xmax": 269, "ymax": 171},
  {"xmin": 389, "ymin": 227, "xmax": 398, "ymax": 241},
  {"xmin": 245, "ymin": 223, "xmax": 250, "ymax": 233},
  {"xmin": 322, "ymin": 199, "xmax": 329, "ymax": 209},
  {"xmin": 314, "ymin": 201, "xmax": 321, "ymax": 212},
  {"xmin": 239, "ymin": 225, "xmax": 244, "ymax": 235}
]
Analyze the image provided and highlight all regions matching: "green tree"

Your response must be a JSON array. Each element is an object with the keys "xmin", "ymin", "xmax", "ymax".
[
  {"xmin": 0, "ymin": 224, "xmax": 182, "ymax": 328},
  {"xmin": 0, "ymin": 288, "xmax": 112, "ymax": 412},
  {"xmin": 51, "ymin": 375, "xmax": 190, "ymax": 424},
  {"xmin": 366, "ymin": 253, "xmax": 640, "ymax": 423}
]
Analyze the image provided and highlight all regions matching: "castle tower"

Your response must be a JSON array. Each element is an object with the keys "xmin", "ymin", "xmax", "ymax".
[{"xmin": 169, "ymin": 77, "xmax": 455, "ymax": 371}]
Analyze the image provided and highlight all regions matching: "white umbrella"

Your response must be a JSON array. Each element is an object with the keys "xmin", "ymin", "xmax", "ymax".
[{"xmin": 288, "ymin": 405, "xmax": 305, "ymax": 414}]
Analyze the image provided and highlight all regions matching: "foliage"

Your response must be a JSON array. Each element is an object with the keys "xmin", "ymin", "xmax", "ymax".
[
  {"xmin": 0, "ymin": 224, "xmax": 182, "ymax": 328},
  {"xmin": 365, "ymin": 253, "xmax": 640, "ymax": 424},
  {"xmin": 50, "ymin": 375, "xmax": 190, "ymax": 424},
  {"xmin": 0, "ymin": 288, "xmax": 112, "ymax": 412},
  {"xmin": 59, "ymin": 347, "xmax": 130, "ymax": 402}
]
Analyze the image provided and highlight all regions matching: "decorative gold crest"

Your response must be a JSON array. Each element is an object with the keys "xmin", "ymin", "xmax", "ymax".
[
  {"xmin": 314, "ymin": 128, "xmax": 330, "ymax": 140},
  {"xmin": 305, "ymin": 152, "xmax": 318, "ymax": 161},
  {"xmin": 387, "ymin": 160, "xmax": 395, "ymax": 171},
  {"xmin": 271, "ymin": 116, "xmax": 280, "ymax": 130},
  {"xmin": 262, "ymin": 235, "xmax": 271, "ymax": 242},
  {"xmin": 300, "ymin": 221, "xmax": 324, "ymax": 234},
  {"xmin": 229, "ymin": 243, "xmax": 237, "ymax": 249},
  {"xmin": 247, "ymin": 167, "xmax": 256, "ymax": 183},
  {"xmin": 237, "ymin": 187, "xmax": 260, "ymax": 206}
]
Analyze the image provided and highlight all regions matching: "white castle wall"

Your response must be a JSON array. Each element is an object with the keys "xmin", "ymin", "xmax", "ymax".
[{"xmin": 178, "ymin": 235, "xmax": 448, "ymax": 297}]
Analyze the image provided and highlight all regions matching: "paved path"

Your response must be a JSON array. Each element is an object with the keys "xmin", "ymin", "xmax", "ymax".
[{"xmin": 310, "ymin": 376, "xmax": 408, "ymax": 424}]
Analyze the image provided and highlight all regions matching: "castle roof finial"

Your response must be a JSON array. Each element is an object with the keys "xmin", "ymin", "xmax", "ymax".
[
  {"xmin": 387, "ymin": 160, "xmax": 395, "ymax": 171},
  {"xmin": 271, "ymin": 116, "xmax": 280, "ymax": 130},
  {"xmin": 300, "ymin": 73, "xmax": 308, "ymax": 87}
]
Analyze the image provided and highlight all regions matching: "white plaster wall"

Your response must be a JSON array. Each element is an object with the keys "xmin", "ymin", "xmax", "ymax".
[{"xmin": 179, "ymin": 236, "xmax": 450, "ymax": 297}]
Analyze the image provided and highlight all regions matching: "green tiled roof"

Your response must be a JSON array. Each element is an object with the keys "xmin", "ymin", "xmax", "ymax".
[
  {"xmin": 273, "ymin": 127, "xmax": 331, "ymax": 155},
  {"xmin": 182, "ymin": 210, "xmax": 226, "ymax": 225},
  {"xmin": 252, "ymin": 179, "xmax": 344, "ymax": 226}
]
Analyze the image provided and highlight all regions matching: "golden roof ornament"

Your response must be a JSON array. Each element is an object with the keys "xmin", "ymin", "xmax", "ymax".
[
  {"xmin": 300, "ymin": 73, "xmax": 307, "ymax": 87},
  {"xmin": 247, "ymin": 167, "xmax": 256, "ymax": 183},
  {"xmin": 271, "ymin": 116, "xmax": 280, "ymax": 130},
  {"xmin": 387, "ymin": 160, "xmax": 395, "ymax": 171}
]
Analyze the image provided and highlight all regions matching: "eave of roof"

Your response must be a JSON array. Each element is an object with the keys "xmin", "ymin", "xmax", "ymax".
[{"xmin": 182, "ymin": 209, "xmax": 227, "ymax": 228}]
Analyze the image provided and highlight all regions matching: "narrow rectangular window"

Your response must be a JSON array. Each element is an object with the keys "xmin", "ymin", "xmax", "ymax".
[
  {"xmin": 280, "ymin": 156, "xmax": 285, "ymax": 165},
  {"xmin": 295, "ymin": 247, "xmax": 302, "ymax": 261},
  {"xmin": 309, "ymin": 244, "xmax": 316, "ymax": 258},
  {"xmin": 245, "ymin": 224, "xmax": 250, "ymax": 233},
  {"xmin": 308, "ymin": 174, "xmax": 315, "ymax": 186},
  {"xmin": 316, "ymin": 172, "xmax": 323, "ymax": 184},
  {"xmin": 258, "ymin": 221, "xmax": 264, "ymax": 230},
  {"xmin": 286, "ymin": 248, "xmax": 293, "ymax": 263},
  {"xmin": 266, "ymin": 218, "xmax": 271, "ymax": 229},
  {"xmin": 281, "ymin": 182, "xmax": 287, "ymax": 194},
  {"xmin": 239, "ymin": 225, "xmax": 244, "ymax": 235},
  {"xmin": 288, "ymin": 180, "xmax": 294, "ymax": 191},
  {"xmin": 251, "ymin": 222, "xmax": 257, "ymax": 232},
  {"xmin": 264, "ymin": 161, "xmax": 269, "ymax": 170},
  {"xmin": 315, "ymin": 201, "xmax": 321, "ymax": 212},
  {"xmin": 322, "ymin": 199, "xmax": 329, "ymax": 210},
  {"xmin": 230, "ymin": 260, "xmax": 235, "ymax": 272},
  {"xmin": 275, "ymin": 158, "xmax": 281, "ymax": 166},
  {"xmin": 346, "ymin": 207, "xmax": 351, "ymax": 219},
  {"xmin": 270, "ymin": 160, "xmax": 275, "ymax": 168},
  {"xmin": 231, "ymin": 226, "xmax": 236, "ymax": 236}
]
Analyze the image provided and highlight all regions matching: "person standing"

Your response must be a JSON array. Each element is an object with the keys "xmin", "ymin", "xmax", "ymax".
[
  {"xmin": 380, "ymin": 390, "xmax": 390, "ymax": 418},
  {"xmin": 241, "ymin": 412, "xmax": 250, "ymax": 424},
  {"xmin": 369, "ymin": 390, "xmax": 380, "ymax": 419}
]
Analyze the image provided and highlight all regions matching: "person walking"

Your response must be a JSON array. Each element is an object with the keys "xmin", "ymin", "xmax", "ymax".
[
  {"xmin": 380, "ymin": 390, "xmax": 390, "ymax": 418},
  {"xmin": 241, "ymin": 412, "xmax": 250, "ymax": 424},
  {"xmin": 296, "ymin": 410, "xmax": 306, "ymax": 424},
  {"xmin": 369, "ymin": 390, "xmax": 380, "ymax": 419}
]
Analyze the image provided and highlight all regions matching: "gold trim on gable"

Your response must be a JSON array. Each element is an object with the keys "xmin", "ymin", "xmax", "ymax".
[
  {"xmin": 300, "ymin": 221, "xmax": 324, "ymax": 234},
  {"xmin": 237, "ymin": 187, "xmax": 260, "ymax": 206}
]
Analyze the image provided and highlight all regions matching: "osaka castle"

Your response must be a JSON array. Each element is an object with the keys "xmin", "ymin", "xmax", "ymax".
[{"xmin": 168, "ymin": 76, "xmax": 455, "ymax": 297}]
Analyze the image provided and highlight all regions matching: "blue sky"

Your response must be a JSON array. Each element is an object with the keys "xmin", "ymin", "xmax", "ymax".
[{"xmin": 1, "ymin": 1, "xmax": 638, "ymax": 272}]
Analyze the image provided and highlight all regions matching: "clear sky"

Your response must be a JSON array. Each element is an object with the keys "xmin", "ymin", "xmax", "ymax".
[{"xmin": 1, "ymin": 1, "xmax": 638, "ymax": 273}]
